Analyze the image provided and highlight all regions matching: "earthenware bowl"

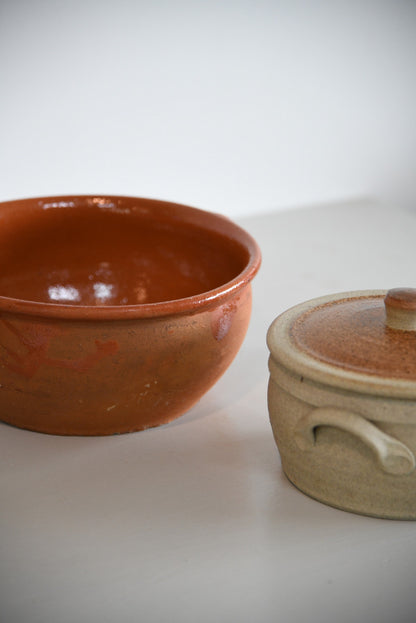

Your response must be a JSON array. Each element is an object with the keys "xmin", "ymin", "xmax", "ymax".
[
  {"xmin": 0, "ymin": 195, "xmax": 261, "ymax": 435},
  {"xmin": 267, "ymin": 288, "xmax": 416, "ymax": 520}
]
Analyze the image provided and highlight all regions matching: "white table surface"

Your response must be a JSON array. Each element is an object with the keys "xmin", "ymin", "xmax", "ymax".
[{"xmin": 1, "ymin": 199, "xmax": 416, "ymax": 623}]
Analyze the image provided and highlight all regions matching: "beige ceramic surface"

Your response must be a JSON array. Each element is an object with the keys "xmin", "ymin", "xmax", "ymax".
[
  {"xmin": 0, "ymin": 195, "xmax": 261, "ymax": 435},
  {"xmin": 267, "ymin": 289, "xmax": 416, "ymax": 519}
]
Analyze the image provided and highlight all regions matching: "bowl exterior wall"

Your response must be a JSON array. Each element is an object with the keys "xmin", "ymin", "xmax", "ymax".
[
  {"xmin": 268, "ymin": 357, "xmax": 416, "ymax": 519},
  {"xmin": 0, "ymin": 287, "xmax": 252, "ymax": 435}
]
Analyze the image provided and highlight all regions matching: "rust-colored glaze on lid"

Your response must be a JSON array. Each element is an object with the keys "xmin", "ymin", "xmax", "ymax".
[{"xmin": 290, "ymin": 289, "xmax": 416, "ymax": 381}]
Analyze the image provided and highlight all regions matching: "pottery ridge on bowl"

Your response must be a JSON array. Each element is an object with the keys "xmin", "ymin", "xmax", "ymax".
[{"xmin": 0, "ymin": 195, "xmax": 261, "ymax": 435}]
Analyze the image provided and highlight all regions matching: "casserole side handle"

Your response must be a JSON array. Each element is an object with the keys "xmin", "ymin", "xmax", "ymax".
[{"xmin": 294, "ymin": 407, "xmax": 415, "ymax": 476}]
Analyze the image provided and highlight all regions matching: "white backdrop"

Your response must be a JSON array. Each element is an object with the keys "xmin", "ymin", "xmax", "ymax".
[{"xmin": 1, "ymin": 0, "xmax": 415, "ymax": 217}]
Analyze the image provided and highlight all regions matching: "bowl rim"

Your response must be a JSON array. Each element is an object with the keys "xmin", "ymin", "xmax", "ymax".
[{"xmin": 0, "ymin": 194, "xmax": 261, "ymax": 320}]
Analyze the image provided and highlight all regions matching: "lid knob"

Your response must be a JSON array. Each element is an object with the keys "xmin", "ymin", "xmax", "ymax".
[{"xmin": 384, "ymin": 288, "xmax": 416, "ymax": 331}]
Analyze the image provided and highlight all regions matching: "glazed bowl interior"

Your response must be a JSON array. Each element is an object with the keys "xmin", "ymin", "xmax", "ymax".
[{"xmin": 0, "ymin": 196, "xmax": 255, "ymax": 312}]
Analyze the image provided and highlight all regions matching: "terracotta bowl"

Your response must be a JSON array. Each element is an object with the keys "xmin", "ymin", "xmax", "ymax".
[{"xmin": 0, "ymin": 195, "xmax": 261, "ymax": 435}]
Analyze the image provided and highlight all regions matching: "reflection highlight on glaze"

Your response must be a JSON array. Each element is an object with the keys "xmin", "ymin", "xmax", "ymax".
[
  {"xmin": 48, "ymin": 285, "xmax": 80, "ymax": 302},
  {"xmin": 134, "ymin": 285, "xmax": 148, "ymax": 303},
  {"xmin": 88, "ymin": 197, "xmax": 131, "ymax": 214},
  {"xmin": 93, "ymin": 282, "xmax": 114, "ymax": 302},
  {"xmin": 47, "ymin": 282, "xmax": 117, "ymax": 304},
  {"xmin": 42, "ymin": 201, "xmax": 76, "ymax": 210},
  {"xmin": 90, "ymin": 198, "xmax": 115, "ymax": 209}
]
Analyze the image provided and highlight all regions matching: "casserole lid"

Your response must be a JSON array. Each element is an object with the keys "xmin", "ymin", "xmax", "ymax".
[{"xmin": 267, "ymin": 289, "xmax": 416, "ymax": 398}]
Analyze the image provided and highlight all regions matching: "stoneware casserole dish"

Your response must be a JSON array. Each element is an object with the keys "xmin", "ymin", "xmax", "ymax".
[
  {"xmin": 267, "ymin": 288, "xmax": 416, "ymax": 520},
  {"xmin": 0, "ymin": 195, "xmax": 261, "ymax": 435}
]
